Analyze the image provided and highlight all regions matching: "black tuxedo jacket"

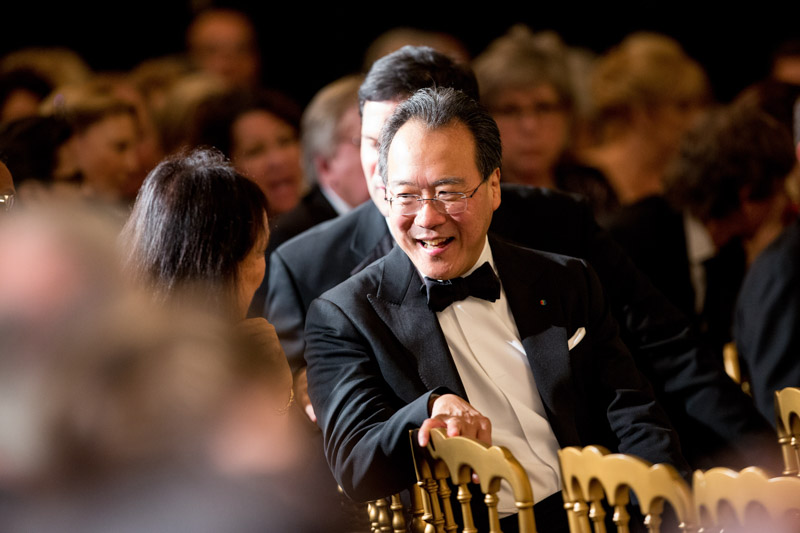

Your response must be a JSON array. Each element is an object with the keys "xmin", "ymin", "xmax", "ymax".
[
  {"xmin": 604, "ymin": 195, "xmax": 746, "ymax": 358},
  {"xmin": 304, "ymin": 238, "xmax": 687, "ymax": 501},
  {"xmin": 735, "ymin": 218, "xmax": 800, "ymax": 424},
  {"xmin": 266, "ymin": 199, "xmax": 388, "ymax": 368},
  {"xmin": 266, "ymin": 185, "xmax": 775, "ymax": 469}
]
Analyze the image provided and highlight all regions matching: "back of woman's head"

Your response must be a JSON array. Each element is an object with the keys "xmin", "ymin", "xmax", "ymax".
[{"xmin": 121, "ymin": 147, "xmax": 268, "ymax": 311}]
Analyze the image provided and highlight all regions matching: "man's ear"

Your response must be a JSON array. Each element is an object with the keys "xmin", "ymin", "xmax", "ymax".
[
  {"xmin": 313, "ymin": 155, "xmax": 331, "ymax": 186},
  {"xmin": 489, "ymin": 168, "xmax": 501, "ymax": 211}
]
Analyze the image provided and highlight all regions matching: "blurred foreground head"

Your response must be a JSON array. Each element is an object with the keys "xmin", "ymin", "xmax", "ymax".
[{"xmin": 0, "ymin": 198, "xmax": 124, "ymax": 484}]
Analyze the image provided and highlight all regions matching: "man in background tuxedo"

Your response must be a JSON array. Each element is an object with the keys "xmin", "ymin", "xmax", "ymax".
[
  {"xmin": 304, "ymin": 88, "xmax": 686, "ymax": 532},
  {"xmin": 265, "ymin": 45, "xmax": 777, "ymax": 471}
]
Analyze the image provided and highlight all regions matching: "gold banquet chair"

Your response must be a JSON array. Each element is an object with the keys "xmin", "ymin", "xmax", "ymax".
[
  {"xmin": 774, "ymin": 386, "xmax": 800, "ymax": 476},
  {"xmin": 410, "ymin": 427, "xmax": 538, "ymax": 533},
  {"xmin": 693, "ymin": 466, "xmax": 800, "ymax": 532},
  {"xmin": 366, "ymin": 486, "xmax": 427, "ymax": 533},
  {"xmin": 558, "ymin": 445, "xmax": 696, "ymax": 533}
]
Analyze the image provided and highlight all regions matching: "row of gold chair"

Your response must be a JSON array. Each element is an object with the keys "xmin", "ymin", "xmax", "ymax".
[
  {"xmin": 775, "ymin": 387, "xmax": 800, "ymax": 476},
  {"xmin": 367, "ymin": 385, "xmax": 800, "ymax": 533}
]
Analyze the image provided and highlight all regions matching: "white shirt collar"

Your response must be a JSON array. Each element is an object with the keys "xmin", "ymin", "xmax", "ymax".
[
  {"xmin": 684, "ymin": 211, "xmax": 715, "ymax": 265},
  {"xmin": 319, "ymin": 185, "xmax": 354, "ymax": 216},
  {"xmin": 463, "ymin": 236, "xmax": 495, "ymax": 277}
]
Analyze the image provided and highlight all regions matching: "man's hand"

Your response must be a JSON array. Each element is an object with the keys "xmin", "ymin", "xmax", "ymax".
[
  {"xmin": 294, "ymin": 367, "xmax": 317, "ymax": 423},
  {"xmin": 418, "ymin": 394, "xmax": 491, "ymax": 447}
]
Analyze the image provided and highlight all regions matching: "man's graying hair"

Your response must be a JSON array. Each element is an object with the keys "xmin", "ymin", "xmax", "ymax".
[{"xmin": 377, "ymin": 87, "xmax": 502, "ymax": 185}]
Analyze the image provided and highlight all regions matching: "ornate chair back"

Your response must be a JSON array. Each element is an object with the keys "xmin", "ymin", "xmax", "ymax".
[
  {"xmin": 774, "ymin": 386, "xmax": 800, "ymax": 475},
  {"xmin": 693, "ymin": 466, "xmax": 800, "ymax": 532},
  {"xmin": 558, "ymin": 445, "xmax": 696, "ymax": 533},
  {"xmin": 410, "ymin": 427, "xmax": 538, "ymax": 533}
]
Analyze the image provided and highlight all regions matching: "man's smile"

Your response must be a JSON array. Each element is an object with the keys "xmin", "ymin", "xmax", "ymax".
[{"xmin": 418, "ymin": 237, "xmax": 454, "ymax": 248}]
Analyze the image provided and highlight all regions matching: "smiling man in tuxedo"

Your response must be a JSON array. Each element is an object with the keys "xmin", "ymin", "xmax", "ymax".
[
  {"xmin": 304, "ymin": 87, "xmax": 687, "ymax": 531},
  {"xmin": 268, "ymin": 45, "xmax": 777, "ymax": 478}
]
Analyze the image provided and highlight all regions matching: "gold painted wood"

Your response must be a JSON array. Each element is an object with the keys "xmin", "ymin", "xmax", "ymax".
[
  {"xmin": 693, "ymin": 466, "xmax": 800, "ymax": 532},
  {"xmin": 774, "ymin": 387, "xmax": 800, "ymax": 476},
  {"xmin": 410, "ymin": 427, "xmax": 538, "ymax": 532},
  {"xmin": 390, "ymin": 493, "xmax": 407, "ymax": 533},
  {"xmin": 558, "ymin": 445, "xmax": 696, "ymax": 533},
  {"xmin": 722, "ymin": 341, "xmax": 742, "ymax": 385}
]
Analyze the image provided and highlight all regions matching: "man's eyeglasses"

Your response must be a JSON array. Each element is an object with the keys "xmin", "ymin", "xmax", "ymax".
[
  {"xmin": 0, "ymin": 193, "xmax": 14, "ymax": 212},
  {"xmin": 388, "ymin": 180, "xmax": 485, "ymax": 216}
]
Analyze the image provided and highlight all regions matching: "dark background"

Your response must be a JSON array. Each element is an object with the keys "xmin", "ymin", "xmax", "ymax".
[{"xmin": 3, "ymin": 2, "xmax": 799, "ymax": 107}]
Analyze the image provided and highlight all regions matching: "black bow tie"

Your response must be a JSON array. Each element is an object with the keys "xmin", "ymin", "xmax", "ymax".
[{"xmin": 423, "ymin": 262, "xmax": 501, "ymax": 312}]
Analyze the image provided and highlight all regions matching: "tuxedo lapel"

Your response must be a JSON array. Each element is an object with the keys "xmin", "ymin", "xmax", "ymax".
[
  {"xmin": 491, "ymin": 236, "xmax": 581, "ymax": 445},
  {"xmin": 368, "ymin": 246, "xmax": 466, "ymax": 397}
]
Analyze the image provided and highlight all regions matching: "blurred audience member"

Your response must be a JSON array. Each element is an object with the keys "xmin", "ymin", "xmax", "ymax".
[
  {"xmin": 0, "ymin": 69, "xmax": 53, "ymax": 125},
  {"xmin": 734, "ymin": 78, "xmax": 800, "ymax": 203},
  {"xmin": 735, "ymin": 77, "xmax": 800, "ymax": 145},
  {"xmin": 0, "ymin": 47, "xmax": 92, "ymax": 89},
  {"xmin": 734, "ymin": 139, "xmax": 800, "ymax": 424},
  {"xmin": 5, "ymin": 302, "xmax": 316, "ymax": 533},
  {"xmin": 41, "ymin": 81, "xmax": 141, "ymax": 205},
  {"xmin": 155, "ymin": 71, "xmax": 228, "ymax": 156},
  {"xmin": 474, "ymin": 25, "xmax": 618, "ymax": 218},
  {"xmin": 609, "ymin": 105, "xmax": 797, "ymax": 359},
  {"xmin": 363, "ymin": 26, "xmax": 470, "ymax": 69},
  {"xmin": 667, "ymin": 106, "xmax": 797, "ymax": 266},
  {"xmin": 248, "ymin": 74, "xmax": 367, "ymax": 316},
  {"xmin": 0, "ymin": 115, "xmax": 78, "ymax": 200},
  {"xmin": 129, "ymin": 55, "xmax": 194, "ymax": 145},
  {"xmin": 88, "ymin": 73, "xmax": 166, "ymax": 197},
  {"xmin": 191, "ymin": 88, "xmax": 306, "ymax": 218},
  {"xmin": 0, "ymin": 199, "xmax": 317, "ymax": 530},
  {"xmin": 583, "ymin": 32, "xmax": 711, "ymax": 207},
  {"xmin": 185, "ymin": 8, "xmax": 261, "ymax": 90},
  {"xmin": 770, "ymin": 38, "xmax": 800, "ymax": 86},
  {"xmin": 0, "ymin": 200, "xmax": 123, "ymax": 498},
  {"xmin": 299, "ymin": 74, "xmax": 368, "ymax": 218}
]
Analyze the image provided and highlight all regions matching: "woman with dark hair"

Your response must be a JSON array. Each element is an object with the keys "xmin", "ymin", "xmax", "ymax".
[
  {"xmin": 120, "ymin": 146, "xmax": 292, "ymax": 397},
  {"xmin": 117, "ymin": 147, "xmax": 356, "ymax": 531},
  {"xmin": 191, "ymin": 88, "xmax": 306, "ymax": 219}
]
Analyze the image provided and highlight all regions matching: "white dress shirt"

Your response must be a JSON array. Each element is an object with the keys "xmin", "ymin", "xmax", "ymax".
[
  {"xmin": 431, "ymin": 238, "xmax": 562, "ymax": 512},
  {"xmin": 683, "ymin": 211, "xmax": 715, "ymax": 314},
  {"xmin": 320, "ymin": 185, "xmax": 355, "ymax": 216}
]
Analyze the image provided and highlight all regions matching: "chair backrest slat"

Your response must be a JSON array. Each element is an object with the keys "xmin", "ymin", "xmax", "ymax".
[
  {"xmin": 693, "ymin": 466, "xmax": 800, "ymax": 531},
  {"xmin": 774, "ymin": 387, "xmax": 800, "ymax": 476},
  {"xmin": 410, "ymin": 428, "xmax": 538, "ymax": 532},
  {"xmin": 559, "ymin": 445, "xmax": 696, "ymax": 533}
]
